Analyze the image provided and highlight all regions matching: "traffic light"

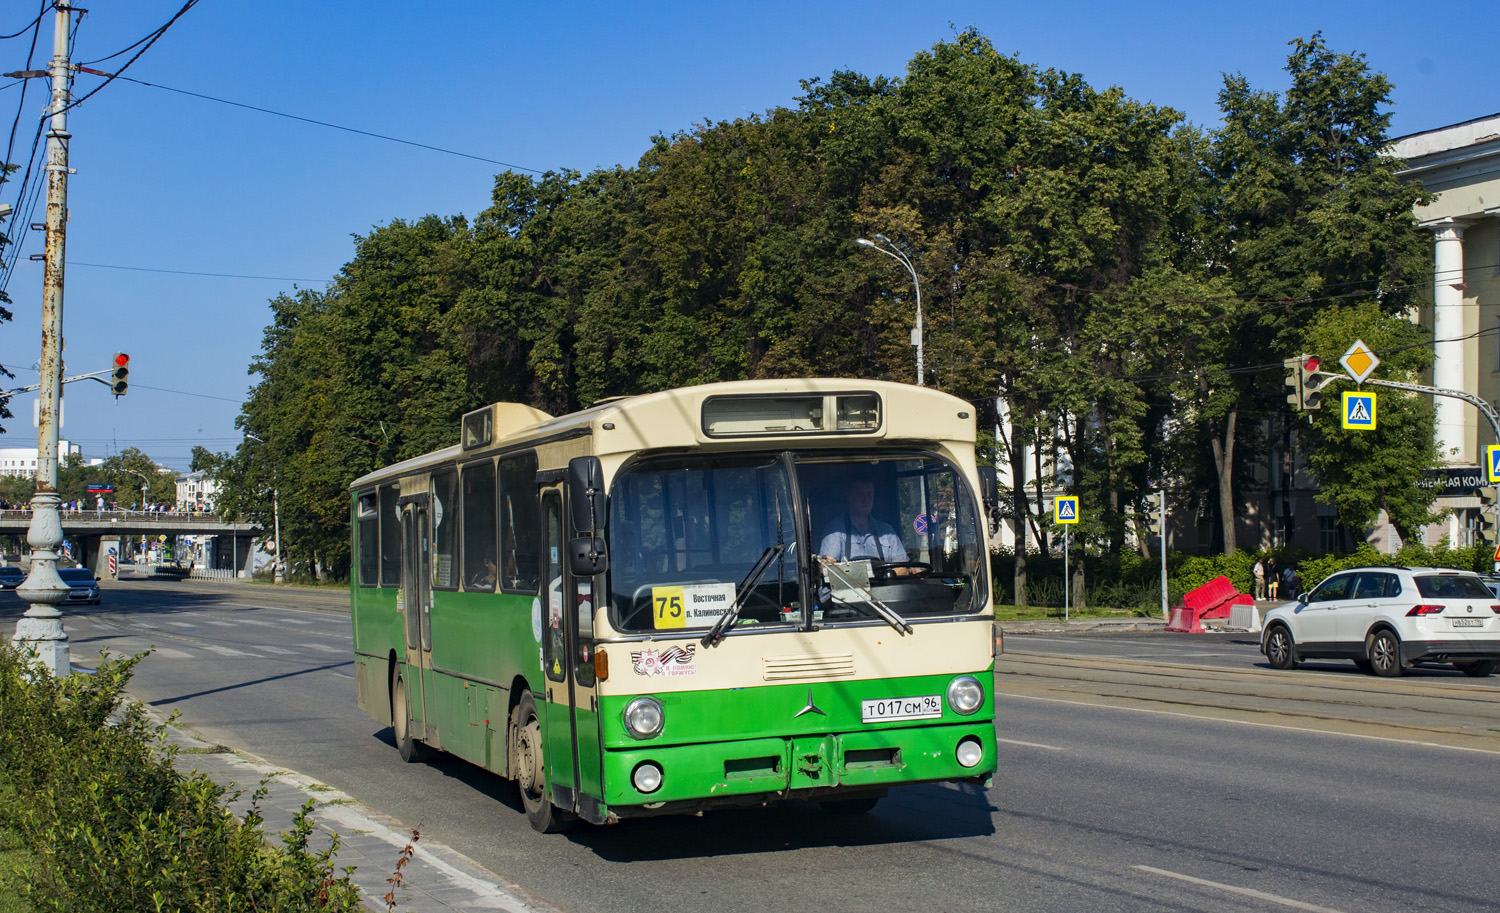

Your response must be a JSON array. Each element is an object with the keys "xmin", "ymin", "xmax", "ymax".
[
  {"xmin": 1142, "ymin": 493, "xmax": 1162, "ymax": 536},
  {"xmin": 1285, "ymin": 354, "xmax": 1336, "ymax": 411},
  {"xmin": 1478, "ymin": 487, "xmax": 1497, "ymax": 548},
  {"xmin": 110, "ymin": 352, "xmax": 129, "ymax": 397},
  {"xmin": 1284, "ymin": 357, "xmax": 1303, "ymax": 409}
]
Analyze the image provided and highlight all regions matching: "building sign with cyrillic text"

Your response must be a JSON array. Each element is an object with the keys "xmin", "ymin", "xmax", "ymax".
[{"xmin": 1417, "ymin": 467, "xmax": 1484, "ymax": 497}]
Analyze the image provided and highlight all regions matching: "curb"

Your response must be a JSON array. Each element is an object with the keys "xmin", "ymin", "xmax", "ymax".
[
  {"xmin": 997, "ymin": 618, "xmax": 1168, "ymax": 635},
  {"xmin": 161, "ymin": 720, "xmax": 559, "ymax": 913}
]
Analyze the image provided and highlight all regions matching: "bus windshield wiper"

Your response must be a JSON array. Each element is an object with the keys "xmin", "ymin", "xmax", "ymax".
[
  {"xmin": 702, "ymin": 544, "xmax": 786, "ymax": 647},
  {"xmin": 819, "ymin": 558, "xmax": 914, "ymax": 635}
]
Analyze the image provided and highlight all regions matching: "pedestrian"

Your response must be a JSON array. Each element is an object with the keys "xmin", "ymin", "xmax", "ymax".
[
  {"xmin": 1281, "ymin": 565, "xmax": 1295, "ymax": 600},
  {"xmin": 1267, "ymin": 557, "xmax": 1279, "ymax": 599},
  {"xmin": 1252, "ymin": 557, "xmax": 1266, "ymax": 600},
  {"xmin": 1289, "ymin": 568, "xmax": 1303, "ymax": 600}
]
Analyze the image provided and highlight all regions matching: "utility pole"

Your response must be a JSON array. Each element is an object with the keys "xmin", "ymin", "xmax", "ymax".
[{"xmin": 14, "ymin": 2, "xmax": 78, "ymax": 676}]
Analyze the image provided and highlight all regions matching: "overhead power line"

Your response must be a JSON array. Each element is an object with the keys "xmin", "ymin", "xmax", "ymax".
[
  {"xmin": 66, "ymin": 260, "xmax": 329, "ymax": 283},
  {"xmin": 54, "ymin": 0, "xmax": 200, "ymax": 116},
  {"xmin": 80, "ymin": 71, "xmax": 548, "ymax": 175}
]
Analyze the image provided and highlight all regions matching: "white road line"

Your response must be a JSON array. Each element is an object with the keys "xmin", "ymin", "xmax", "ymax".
[
  {"xmin": 301, "ymin": 643, "xmax": 346, "ymax": 653},
  {"xmin": 233, "ymin": 618, "xmax": 274, "ymax": 627},
  {"xmin": 201, "ymin": 644, "xmax": 256, "ymax": 658},
  {"xmin": 281, "ymin": 618, "xmax": 313, "ymax": 625},
  {"xmin": 254, "ymin": 645, "xmax": 298, "ymax": 655},
  {"xmin": 91, "ymin": 621, "xmax": 121, "ymax": 631},
  {"xmin": 330, "ymin": 671, "xmax": 354, "ymax": 679},
  {"xmin": 1133, "ymin": 865, "xmax": 1348, "ymax": 913},
  {"xmin": 996, "ymin": 692, "xmax": 1500, "ymax": 756},
  {"xmin": 996, "ymin": 737, "xmax": 1065, "ymax": 751},
  {"xmin": 168, "ymin": 622, "xmax": 196, "ymax": 629},
  {"xmin": 203, "ymin": 620, "xmax": 237, "ymax": 627},
  {"xmin": 151, "ymin": 647, "xmax": 194, "ymax": 660}
]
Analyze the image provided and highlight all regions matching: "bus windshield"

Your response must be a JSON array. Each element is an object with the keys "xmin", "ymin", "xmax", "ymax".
[{"xmin": 607, "ymin": 452, "xmax": 987, "ymax": 634}]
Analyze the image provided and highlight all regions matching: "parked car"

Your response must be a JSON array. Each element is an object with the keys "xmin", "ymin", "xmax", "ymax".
[
  {"xmin": 0, "ymin": 566, "xmax": 23, "ymax": 589},
  {"xmin": 1261, "ymin": 566, "xmax": 1500, "ymax": 677},
  {"xmin": 57, "ymin": 566, "xmax": 101, "ymax": 605}
]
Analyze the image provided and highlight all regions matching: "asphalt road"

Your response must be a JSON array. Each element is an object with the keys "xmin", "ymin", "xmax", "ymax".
[{"xmin": 6, "ymin": 579, "xmax": 1500, "ymax": 913}]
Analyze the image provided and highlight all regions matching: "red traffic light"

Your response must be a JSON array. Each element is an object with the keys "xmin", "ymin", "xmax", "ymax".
[
  {"xmin": 113, "ymin": 352, "xmax": 130, "ymax": 367},
  {"xmin": 1303, "ymin": 356, "xmax": 1320, "ymax": 372}
]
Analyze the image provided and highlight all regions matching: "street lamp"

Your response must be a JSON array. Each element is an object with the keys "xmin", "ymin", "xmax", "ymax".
[
  {"xmin": 117, "ymin": 467, "xmax": 152, "ymax": 565},
  {"xmin": 856, "ymin": 234, "xmax": 924, "ymax": 386},
  {"xmin": 244, "ymin": 433, "xmax": 283, "ymax": 584}
]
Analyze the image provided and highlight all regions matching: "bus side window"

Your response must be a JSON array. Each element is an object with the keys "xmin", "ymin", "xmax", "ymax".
[
  {"xmin": 432, "ymin": 469, "xmax": 458, "ymax": 589},
  {"xmin": 379, "ymin": 484, "xmax": 400, "ymax": 586},
  {"xmin": 462, "ymin": 460, "xmax": 497, "ymax": 592},
  {"xmin": 499, "ymin": 451, "xmax": 540, "ymax": 593},
  {"xmin": 357, "ymin": 491, "xmax": 378, "ymax": 587}
]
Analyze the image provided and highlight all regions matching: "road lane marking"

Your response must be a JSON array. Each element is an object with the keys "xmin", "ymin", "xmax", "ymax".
[
  {"xmin": 303, "ymin": 643, "xmax": 345, "ymax": 653},
  {"xmin": 91, "ymin": 621, "xmax": 121, "ymax": 631},
  {"xmin": 997, "ymin": 692, "xmax": 1500, "ymax": 756},
  {"xmin": 232, "ymin": 618, "xmax": 274, "ymax": 626},
  {"xmin": 151, "ymin": 648, "xmax": 194, "ymax": 659},
  {"xmin": 996, "ymin": 737, "xmax": 1065, "ymax": 751},
  {"xmin": 203, "ymin": 620, "xmax": 237, "ymax": 627},
  {"xmin": 281, "ymin": 618, "xmax": 313, "ymax": 624},
  {"xmin": 1132, "ymin": 865, "xmax": 1348, "ymax": 913},
  {"xmin": 168, "ymin": 622, "xmax": 196, "ymax": 629},
  {"xmin": 201, "ymin": 644, "xmax": 256, "ymax": 658},
  {"xmin": 254, "ymin": 645, "xmax": 298, "ymax": 655}
]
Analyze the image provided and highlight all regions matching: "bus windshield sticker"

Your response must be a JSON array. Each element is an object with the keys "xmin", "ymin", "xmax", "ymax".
[
  {"xmin": 652, "ymin": 582, "xmax": 736, "ymax": 629},
  {"xmin": 631, "ymin": 645, "xmax": 697, "ymax": 677},
  {"xmin": 531, "ymin": 597, "xmax": 543, "ymax": 643}
]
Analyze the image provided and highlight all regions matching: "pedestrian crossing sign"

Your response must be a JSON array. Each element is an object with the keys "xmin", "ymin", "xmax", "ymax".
[
  {"xmin": 1488, "ymin": 445, "xmax": 1500, "ymax": 483},
  {"xmin": 1341, "ymin": 391, "xmax": 1376, "ymax": 430},
  {"xmin": 1054, "ymin": 496, "xmax": 1079, "ymax": 525}
]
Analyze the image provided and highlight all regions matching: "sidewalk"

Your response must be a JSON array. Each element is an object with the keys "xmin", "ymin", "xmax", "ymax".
[
  {"xmin": 162, "ymin": 720, "xmax": 558, "ymax": 913},
  {"xmin": 997, "ymin": 616, "xmax": 1167, "ymax": 635}
]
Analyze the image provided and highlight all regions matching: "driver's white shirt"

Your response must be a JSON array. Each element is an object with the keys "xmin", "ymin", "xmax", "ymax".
[{"xmin": 817, "ymin": 515, "xmax": 909, "ymax": 562}]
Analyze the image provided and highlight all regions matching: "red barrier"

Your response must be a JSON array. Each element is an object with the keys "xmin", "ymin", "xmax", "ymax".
[{"xmin": 1169, "ymin": 576, "xmax": 1254, "ymax": 631}]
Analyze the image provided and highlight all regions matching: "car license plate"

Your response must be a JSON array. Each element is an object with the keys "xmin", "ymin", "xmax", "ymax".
[
  {"xmin": 861, "ymin": 695, "xmax": 942, "ymax": 722},
  {"xmin": 1452, "ymin": 618, "xmax": 1484, "ymax": 628}
]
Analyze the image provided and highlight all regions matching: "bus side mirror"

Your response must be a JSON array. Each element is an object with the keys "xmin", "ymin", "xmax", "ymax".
[
  {"xmin": 568, "ymin": 456, "xmax": 607, "ymax": 534},
  {"xmin": 978, "ymin": 467, "xmax": 1000, "ymax": 507},
  {"xmin": 569, "ymin": 537, "xmax": 609, "ymax": 577}
]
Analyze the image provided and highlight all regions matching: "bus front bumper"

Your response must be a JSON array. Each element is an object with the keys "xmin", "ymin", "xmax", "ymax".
[{"xmin": 602, "ymin": 720, "xmax": 996, "ymax": 814}]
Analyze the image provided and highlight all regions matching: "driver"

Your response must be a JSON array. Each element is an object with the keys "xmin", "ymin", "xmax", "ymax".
[{"xmin": 818, "ymin": 475, "xmax": 909, "ymax": 565}]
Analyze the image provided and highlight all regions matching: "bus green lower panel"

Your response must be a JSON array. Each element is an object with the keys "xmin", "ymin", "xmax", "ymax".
[{"xmin": 602, "ymin": 721, "xmax": 994, "ymax": 807}]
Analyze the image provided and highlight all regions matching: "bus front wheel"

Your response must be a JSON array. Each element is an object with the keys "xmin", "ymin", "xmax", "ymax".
[
  {"xmin": 393, "ymin": 676, "xmax": 429, "ymax": 763},
  {"xmin": 511, "ymin": 692, "xmax": 574, "ymax": 833}
]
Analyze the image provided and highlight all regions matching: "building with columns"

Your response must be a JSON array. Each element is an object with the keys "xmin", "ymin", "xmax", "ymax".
[{"xmin": 1391, "ymin": 113, "xmax": 1500, "ymax": 548}]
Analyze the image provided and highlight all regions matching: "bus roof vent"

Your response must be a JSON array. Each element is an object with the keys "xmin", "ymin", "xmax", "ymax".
[{"xmin": 461, "ymin": 403, "xmax": 553, "ymax": 451}]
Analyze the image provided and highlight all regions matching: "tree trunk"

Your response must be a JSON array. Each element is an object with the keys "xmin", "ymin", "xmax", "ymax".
[
  {"xmin": 1006, "ymin": 395, "xmax": 1029, "ymax": 608},
  {"xmin": 1071, "ymin": 562, "xmax": 1086, "ymax": 609},
  {"xmin": 1034, "ymin": 420, "xmax": 1049, "ymax": 555},
  {"xmin": 1208, "ymin": 407, "xmax": 1238, "ymax": 555}
]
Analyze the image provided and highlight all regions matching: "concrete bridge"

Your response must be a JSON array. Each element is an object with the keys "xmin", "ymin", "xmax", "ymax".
[{"xmin": 0, "ymin": 509, "xmax": 264, "ymax": 575}]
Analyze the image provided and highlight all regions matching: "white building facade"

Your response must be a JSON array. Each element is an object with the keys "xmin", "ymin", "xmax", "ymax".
[{"xmin": 0, "ymin": 439, "xmax": 82, "ymax": 479}]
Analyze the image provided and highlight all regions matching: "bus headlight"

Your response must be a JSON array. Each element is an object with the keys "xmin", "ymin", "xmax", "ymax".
[
  {"xmin": 632, "ymin": 762, "xmax": 663, "ymax": 794},
  {"xmin": 623, "ymin": 697, "xmax": 664, "ymax": 739},
  {"xmin": 947, "ymin": 675, "xmax": 984, "ymax": 715},
  {"xmin": 956, "ymin": 737, "xmax": 984, "ymax": 768}
]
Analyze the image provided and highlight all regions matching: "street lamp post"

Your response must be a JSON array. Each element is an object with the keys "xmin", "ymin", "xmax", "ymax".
[
  {"xmin": 245, "ymin": 433, "xmax": 282, "ymax": 583},
  {"xmin": 117, "ymin": 468, "xmax": 151, "ymax": 560},
  {"xmin": 856, "ymin": 234, "xmax": 924, "ymax": 386}
]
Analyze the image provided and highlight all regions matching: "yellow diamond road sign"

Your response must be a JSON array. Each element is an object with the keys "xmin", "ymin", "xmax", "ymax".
[{"xmin": 1340, "ymin": 339, "xmax": 1380, "ymax": 385}]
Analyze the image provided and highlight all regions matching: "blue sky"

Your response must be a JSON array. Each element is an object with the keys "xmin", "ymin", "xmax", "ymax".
[{"xmin": 1, "ymin": 0, "xmax": 1496, "ymax": 471}]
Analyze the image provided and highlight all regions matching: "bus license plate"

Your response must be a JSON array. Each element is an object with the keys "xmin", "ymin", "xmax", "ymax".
[
  {"xmin": 861, "ymin": 695, "xmax": 942, "ymax": 722},
  {"xmin": 1452, "ymin": 618, "xmax": 1484, "ymax": 628}
]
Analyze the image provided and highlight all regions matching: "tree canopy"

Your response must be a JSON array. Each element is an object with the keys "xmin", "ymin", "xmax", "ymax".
[{"xmin": 215, "ymin": 30, "xmax": 1434, "ymax": 583}]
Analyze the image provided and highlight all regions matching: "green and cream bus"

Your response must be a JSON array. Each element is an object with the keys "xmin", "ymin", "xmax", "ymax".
[{"xmin": 349, "ymin": 378, "xmax": 998, "ymax": 831}]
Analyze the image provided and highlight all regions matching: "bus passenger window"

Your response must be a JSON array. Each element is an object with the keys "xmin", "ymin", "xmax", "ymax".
[
  {"xmin": 379, "ymin": 485, "xmax": 400, "ymax": 586},
  {"xmin": 357, "ymin": 492, "xmax": 378, "ymax": 587},
  {"xmin": 499, "ymin": 452, "xmax": 540, "ymax": 592},
  {"xmin": 462, "ymin": 460, "xmax": 497, "ymax": 592},
  {"xmin": 432, "ymin": 469, "xmax": 458, "ymax": 589}
]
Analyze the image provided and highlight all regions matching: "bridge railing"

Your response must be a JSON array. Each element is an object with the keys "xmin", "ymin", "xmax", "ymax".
[{"xmin": 0, "ymin": 508, "xmax": 225, "ymax": 521}]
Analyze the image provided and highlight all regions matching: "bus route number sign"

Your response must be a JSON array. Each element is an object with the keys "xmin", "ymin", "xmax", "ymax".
[
  {"xmin": 861, "ymin": 695, "xmax": 942, "ymax": 723},
  {"xmin": 652, "ymin": 582, "xmax": 736, "ymax": 629}
]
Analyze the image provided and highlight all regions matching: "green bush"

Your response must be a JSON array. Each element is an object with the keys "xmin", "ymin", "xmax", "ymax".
[
  {"xmin": 0, "ymin": 647, "xmax": 362, "ymax": 912},
  {"xmin": 1295, "ymin": 542, "xmax": 1490, "ymax": 589}
]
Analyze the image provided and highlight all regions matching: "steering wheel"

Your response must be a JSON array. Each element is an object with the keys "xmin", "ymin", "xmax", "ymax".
[{"xmin": 873, "ymin": 562, "xmax": 931, "ymax": 581}]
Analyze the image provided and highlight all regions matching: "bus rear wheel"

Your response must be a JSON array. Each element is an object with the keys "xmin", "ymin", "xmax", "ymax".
[
  {"xmin": 511, "ymin": 692, "xmax": 574, "ymax": 833},
  {"xmin": 393, "ymin": 676, "xmax": 428, "ymax": 763}
]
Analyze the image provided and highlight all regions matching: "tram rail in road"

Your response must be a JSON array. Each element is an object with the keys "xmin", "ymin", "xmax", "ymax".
[{"xmin": 1000, "ymin": 635, "xmax": 1500, "ymax": 754}]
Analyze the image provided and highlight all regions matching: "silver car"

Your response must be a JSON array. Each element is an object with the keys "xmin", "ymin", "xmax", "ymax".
[{"xmin": 57, "ymin": 567, "xmax": 101, "ymax": 605}]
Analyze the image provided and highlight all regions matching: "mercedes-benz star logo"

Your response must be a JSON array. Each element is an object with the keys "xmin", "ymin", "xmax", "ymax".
[{"xmin": 794, "ymin": 687, "xmax": 826, "ymax": 718}]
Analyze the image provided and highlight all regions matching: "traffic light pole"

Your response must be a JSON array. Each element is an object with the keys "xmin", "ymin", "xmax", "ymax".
[
  {"xmin": 13, "ymin": 2, "xmax": 77, "ymax": 676},
  {"xmin": 1159, "ymin": 492, "xmax": 1168, "ymax": 618}
]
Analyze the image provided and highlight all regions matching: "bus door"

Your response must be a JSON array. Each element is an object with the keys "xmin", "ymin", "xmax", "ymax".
[
  {"xmin": 400, "ymin": 498, "xmax": 436, "ymax": 746},
  {"xmin": 539, "ymin": 486, "xmax": 603, "ymax": 817}
]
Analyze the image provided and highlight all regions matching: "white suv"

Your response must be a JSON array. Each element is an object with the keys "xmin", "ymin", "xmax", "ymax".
[{"xmin": 1260, "ymin": 566, "xmax": 1500, "ymax": 677}]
